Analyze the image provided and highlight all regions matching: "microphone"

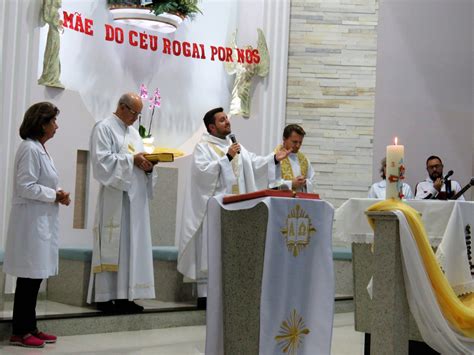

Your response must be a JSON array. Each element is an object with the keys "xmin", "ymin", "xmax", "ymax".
[
  {"xmin": 444, "ymin": 170, "xmax": 454, "ymax": 198},
  {"xmin": 228, "ymin": 134, "xmax": 240, "ymax": 154},
  {"xmin": 443, "ymin": 170, "xmax": 454, "ymax": 182}
]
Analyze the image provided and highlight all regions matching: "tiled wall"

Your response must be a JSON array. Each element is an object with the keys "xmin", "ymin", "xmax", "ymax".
[{"xmin": 287, "ymin": 0, "xmax": 378, "ymax": 207}]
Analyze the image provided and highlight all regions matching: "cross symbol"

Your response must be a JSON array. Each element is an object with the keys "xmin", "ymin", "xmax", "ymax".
[{"xmin": 104, "ymin": 218, "xmax": 120, "ymax": 243}]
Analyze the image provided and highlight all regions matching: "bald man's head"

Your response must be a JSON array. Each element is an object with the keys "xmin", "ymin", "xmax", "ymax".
[{"xmin": 115, "ymin": 92, "xmax": 143, "ymax": 126}]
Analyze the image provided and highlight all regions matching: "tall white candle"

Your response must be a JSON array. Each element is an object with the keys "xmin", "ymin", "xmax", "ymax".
[{"xmin": 386, "ymin": 137, "xmax": 405, "ymax": 200}]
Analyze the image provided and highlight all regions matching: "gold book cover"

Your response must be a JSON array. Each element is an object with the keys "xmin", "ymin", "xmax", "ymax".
[{"xmin": 143, "ymin": 153, "xmax": 174, "ymax": 163}]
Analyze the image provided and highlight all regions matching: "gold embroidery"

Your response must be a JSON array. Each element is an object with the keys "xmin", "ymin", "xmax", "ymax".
[
  {"xmin": 274, "ymin": 145, "xmax": 309, "ymax": 182},
  {"xmin": 209, "ymin": 143, "xmax": 240, "ymax": 194},
  {"xmin": 280, "ymin": 204, "xmax": 316, "ymax": 257},
  {"xmin": 104, "ymin": 218, "xmax": 120, "ymax": 243},
  {"xmin": 128, "ymin": 143, "xmax": 135, "ymax": 153},
  {"xmin": 275, "ymin": 309, "xmax": 311, "ymax": 354},
  {"xmin": 93, "ymin": 264, "xmax": 119, "ymax": 273}
]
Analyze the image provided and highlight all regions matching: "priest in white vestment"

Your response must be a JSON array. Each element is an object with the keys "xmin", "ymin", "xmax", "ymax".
[
  {"xmin": 87, "ymin": 93, "xmax": 157, "ymax": 313},
  {"xmin": 177, "ymin": 107, "xmax": 290, "ymax": 300},
  {"xmin": 273, "ymin": 124, "xmax": 316, "ymax": 192}
]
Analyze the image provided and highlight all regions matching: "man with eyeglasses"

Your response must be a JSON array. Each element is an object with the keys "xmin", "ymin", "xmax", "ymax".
[
  {"xmin": 87, "ymin": 92, "xmax": 157, "ymax": 313},
  {"xmin": 415, "ymin": 155, "xmax": 464, "ymax": 200}
]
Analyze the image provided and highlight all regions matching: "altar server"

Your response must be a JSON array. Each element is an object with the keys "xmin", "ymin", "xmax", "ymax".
[
  {"xmin": 4, "ymin": 102, "xmax": 70, "ymax": 348},
  {"xmin": 87, "ymin": 93, "xmax": 157, "ymax": 313}
]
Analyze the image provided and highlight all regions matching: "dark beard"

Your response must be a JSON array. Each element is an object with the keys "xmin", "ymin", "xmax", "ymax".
[{"xmin": 429, "ymin": 172, "xmax": 442, "ymax": 181}]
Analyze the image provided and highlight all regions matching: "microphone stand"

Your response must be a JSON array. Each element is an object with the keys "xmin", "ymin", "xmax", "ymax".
[{"xmin": 445, "ymin": 178, "xmax": 453, "ymax": 199}]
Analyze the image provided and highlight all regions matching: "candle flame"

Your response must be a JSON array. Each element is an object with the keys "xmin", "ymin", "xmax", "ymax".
[{"xmin": 394, "ymin": 137, "xmax": 398, "ymax": 145}]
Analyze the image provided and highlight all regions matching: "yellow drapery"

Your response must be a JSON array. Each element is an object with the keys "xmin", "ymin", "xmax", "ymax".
[{"xmin": 366, "ymin": 199, "xmax": 474, "ymax": 337}]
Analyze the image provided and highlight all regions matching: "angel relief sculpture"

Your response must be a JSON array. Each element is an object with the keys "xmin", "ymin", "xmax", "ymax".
[
  {"xmin": 38, "ymin": 0, "xmax": 65, "ymax": 89},
  {"xmin": 225, "ymin": 28, "xmax": 270, "ymax": 118}
]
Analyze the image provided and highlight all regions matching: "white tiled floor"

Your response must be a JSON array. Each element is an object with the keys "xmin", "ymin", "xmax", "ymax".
[{"xmin": 0, "ymin": 312, "xmax": 364, "ymax": 354}]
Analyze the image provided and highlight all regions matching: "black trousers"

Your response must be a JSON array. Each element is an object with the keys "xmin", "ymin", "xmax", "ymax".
[{"xmin": 12, "ymin": 277, "xmax": 42, "ymax": 336}]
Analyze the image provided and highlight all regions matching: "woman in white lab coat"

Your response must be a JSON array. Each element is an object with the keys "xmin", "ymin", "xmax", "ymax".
[{"xmin": 3, "ymin": 102, "xmax": 71, "ymax": 348}]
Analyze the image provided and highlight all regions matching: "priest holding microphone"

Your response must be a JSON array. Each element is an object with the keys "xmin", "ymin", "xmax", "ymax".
[{"xmin": 177, "ymin": 107, "xmax": 290, "ymax": 307}]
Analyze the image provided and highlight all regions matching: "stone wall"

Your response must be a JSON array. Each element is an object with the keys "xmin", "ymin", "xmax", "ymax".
[{"xmin": 287, "ymin": 0, "xmax": 378, "ymax": 207}]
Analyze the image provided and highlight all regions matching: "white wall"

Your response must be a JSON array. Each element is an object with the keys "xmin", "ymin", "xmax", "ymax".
[
  {"xmin": 0, "ymin": 0, "xmax": 290, "ymax": 247},
  {"xmin": 373, "ymin": 0, "xmax": 473, "ymax": 197}
]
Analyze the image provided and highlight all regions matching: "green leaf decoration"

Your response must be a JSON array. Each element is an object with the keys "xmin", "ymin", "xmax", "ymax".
[{"xmin": 139, "ymin": 124, "xmax": 147, "ymax": 138}]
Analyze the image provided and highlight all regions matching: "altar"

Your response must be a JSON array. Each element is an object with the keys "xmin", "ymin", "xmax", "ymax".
[
  {"xmin": 205, "ymin": 194, "xmax": 335, "ymax": 355},
  {"xmin": 335, "ymin": 198, "xmax": 474, "ymax": 353}
]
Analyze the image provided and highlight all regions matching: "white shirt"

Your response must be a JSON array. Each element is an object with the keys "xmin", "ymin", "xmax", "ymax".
[
  {"xmin": 368, "ymin": 179, "xmax": 414, "ymax": 200},
  {"xmin": 415, "ymin": 177, "xmax": 464, "ymax": 200},
  {"xmin": 3, "ymin": 139, "xmax": 60, "ymax": 278}
]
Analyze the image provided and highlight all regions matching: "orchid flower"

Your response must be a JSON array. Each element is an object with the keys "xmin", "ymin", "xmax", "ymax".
[
  {"xmin": 149, "ymin": 88, "xmax": 161, "ymax": 110},
  {"xmin": 140, "ymin": 84, "xmax": 148, "ymax": 99},
  {"xmin": 148, "ymin": 88, "xmax": 161, "ymax": 135}
]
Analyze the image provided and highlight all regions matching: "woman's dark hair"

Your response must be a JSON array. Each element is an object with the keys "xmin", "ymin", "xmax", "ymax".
[{"xmin": 19, "ymin": 102, "xmax": 59, "ymax": 140}]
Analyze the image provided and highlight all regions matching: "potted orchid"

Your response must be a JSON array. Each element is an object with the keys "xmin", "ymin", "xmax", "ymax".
[{"xmin": 138, "ymin": 84, "xmax": 161, "ymax": 153}]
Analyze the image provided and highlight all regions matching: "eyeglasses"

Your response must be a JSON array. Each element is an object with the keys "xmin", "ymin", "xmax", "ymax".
[
  {"xmin": 427, "ymin": 164, "xmax": 443, "ymax": 171},
  {"xmin": 123, "ymin": 104, "xmax": 142, "ymax": 118}
]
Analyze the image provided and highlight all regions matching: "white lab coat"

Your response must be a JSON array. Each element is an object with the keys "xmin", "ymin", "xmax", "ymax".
[
  {"xmin": 3, "ymin": 139, "xmax": 59, "ymax": 279},
  {"xmin": 368, "ymin": 179, "xmax": 414, "ymax": 200}
]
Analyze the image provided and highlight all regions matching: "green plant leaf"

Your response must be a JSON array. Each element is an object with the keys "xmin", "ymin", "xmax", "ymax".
[{"xmin": 139, "ymin": 125, "xmax": 147, "ymax": 138}]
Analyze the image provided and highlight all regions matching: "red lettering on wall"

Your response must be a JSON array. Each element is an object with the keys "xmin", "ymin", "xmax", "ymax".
[
  {"xmin": 149, "ymin": 35, "xmax": 158, "ymax": 51},
  {"xmin": 104, "ymin": 24, "xmax": 114, "ymax": 41},
  {"xmin": 139, "ymin": 32, "xmax": 148, "ymax": 50},
  {"xmin": 210, "ymin": 46, "xmax": 218, "ymax": 61},
  {"xmin": 62, "ymin": 11, "xmax": 74, "ymax": 29},
  {"xmin": 162, "ymin": 38, "xmax": 171, "ymax": 54},
  {"xmin": 252, "ymin": 49, "xmax": 260, "ymax": 64},
  {"xmin": 84, "ymin": 18, "xmax": 94, "ymax": 36},
  {"xmin": 236, "ymin": 48, "xmax": 245, "ymax": 63},
  {"xmin": 129, "ymin": 30, "xmax": 138, "ymax": 47},
  {"xmin": 62, "ymin": 11, "xmax": 94, "ymax": 35}
]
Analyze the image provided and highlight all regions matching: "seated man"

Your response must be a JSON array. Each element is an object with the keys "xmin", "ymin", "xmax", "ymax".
[
  {"xmin": 177, "ymin": 107, "xmax": 290, "ymax": 306},
  {"xmin": 273, "ymin": 124, "xmax": 316, "ymax": 192},
  {"xmin": 369, "ymin": 157, "xmax": 413, "ymax": 199},
  {"xmin": 415, "ymin": 155, "xmax": 464, "ymax": 200}
]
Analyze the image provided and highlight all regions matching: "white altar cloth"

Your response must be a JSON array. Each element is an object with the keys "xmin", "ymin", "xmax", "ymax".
[
  {"xmin": 205, "ymin": 195, "xmax": 335, "ymax": 355},
  {"xmin": 335, "ymin": 198, "xmax": 474, "ymax": 296}
]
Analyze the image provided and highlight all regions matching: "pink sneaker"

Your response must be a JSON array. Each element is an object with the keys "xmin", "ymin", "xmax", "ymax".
[
  {"xmin": 10, "ymin": 334, "xmax": 45, "ymax": 348},
  {"xmin": 34, "ymin": 331, "xmax": 57, "ymax": 343}
]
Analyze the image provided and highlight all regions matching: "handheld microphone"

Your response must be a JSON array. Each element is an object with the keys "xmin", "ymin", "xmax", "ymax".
[
  {"xmin": 443, "ymin": 170, "xmax": 454, "ymax": 181},
  {"xmin": 229, "ymin": 134, "xmax": 240, "ymax": 154}
]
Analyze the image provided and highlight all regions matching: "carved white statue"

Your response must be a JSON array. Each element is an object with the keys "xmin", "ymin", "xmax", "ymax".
[{"xmin": 225, "ymin": 28, "xmax": 270, "ymax": 118}]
